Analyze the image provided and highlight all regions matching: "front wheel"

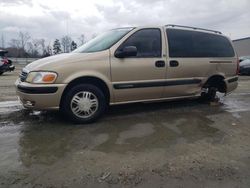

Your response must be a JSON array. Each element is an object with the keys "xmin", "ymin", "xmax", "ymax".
[{"xmin": 61, "ymin": 84, "xmax": 107, "ymax": 124}]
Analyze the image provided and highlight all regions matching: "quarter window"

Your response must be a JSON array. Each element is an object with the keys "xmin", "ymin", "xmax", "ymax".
[
  {"xmin": 167, "ymin": 29, "xmax": 235, "ymax": 57},
  {"xmin": 118, "ymin": 29, "xmax": 162, "ymax": 57}
]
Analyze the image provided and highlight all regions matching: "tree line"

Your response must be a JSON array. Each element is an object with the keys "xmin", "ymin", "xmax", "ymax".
[{"xmin": 0, "ymin": 32, "xmax": 86, "ymax": 58}]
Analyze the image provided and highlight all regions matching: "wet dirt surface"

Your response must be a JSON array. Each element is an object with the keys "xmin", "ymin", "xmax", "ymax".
[{"xmin": 1, "ymin": 65, "xmax": 250, "ymax": 187}]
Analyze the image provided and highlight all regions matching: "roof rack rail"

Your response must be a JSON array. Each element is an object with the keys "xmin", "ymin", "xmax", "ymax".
[{"xmin": 165, "ymin": 24, "xmax": 222, "ymax": 34}]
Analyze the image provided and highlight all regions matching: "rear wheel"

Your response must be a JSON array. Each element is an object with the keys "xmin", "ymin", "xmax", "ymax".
[
  {"xmin": 61, "ymin": 84, "xmax": 107, "ymax": 124},
  {"xmin": 200, "ymin": 87, "xmax": 217, "ymax": 102},
  {"xmin": 200, "ymin": 77, "xmax": 226, "ymax": 102}
]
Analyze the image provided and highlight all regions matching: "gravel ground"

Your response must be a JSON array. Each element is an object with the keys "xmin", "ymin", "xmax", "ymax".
[{"xmin": 1, "ymin": 64, "xmax": 250, "ymax": 187}]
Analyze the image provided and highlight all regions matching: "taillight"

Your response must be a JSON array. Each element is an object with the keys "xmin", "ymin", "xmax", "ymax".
[
  {"xmin": 1, "ymin": 58, "xmax": 8, "ymax": 65},
  {"xmin": 236, "ymin": 56, "xmax": 240, "ymax": 75}
]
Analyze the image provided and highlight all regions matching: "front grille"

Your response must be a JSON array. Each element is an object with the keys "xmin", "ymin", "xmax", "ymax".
[{"xmin": 20, "ymin": 69, "xmax": 28, "ymax": 82}]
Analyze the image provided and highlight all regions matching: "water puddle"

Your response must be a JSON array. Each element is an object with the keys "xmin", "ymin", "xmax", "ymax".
[
  {"xmin": 222, "ymin": 95, "xmax": 250, "ymax": 118},
  {"xmin": 224, "ymin": 100, "xmax": 250, "ymax": 113},
  {"xmin": 0, "ymin": 100, "xmax": 22, "ymax": 114},
  {"xmin": 93, "ymin": 110, "xmax": 222, "ymax": 153},
  {"xmin": 0, "ymin": 95, "xmax": 247, "ymax": 166},
  {"xmin": 0, "ymin": 122, "xmax": 23, "ymax": 171}
]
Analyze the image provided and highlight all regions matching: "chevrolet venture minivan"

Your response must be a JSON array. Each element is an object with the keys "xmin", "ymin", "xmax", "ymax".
[{"xmin": 16, "ymin": 25, "xmax": 239, "ymax": 123}]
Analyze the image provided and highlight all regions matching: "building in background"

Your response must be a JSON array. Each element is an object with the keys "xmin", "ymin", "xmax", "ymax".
[{"xmin": 233, "ymin": 37, "xmax": 250, "ymax": 57}]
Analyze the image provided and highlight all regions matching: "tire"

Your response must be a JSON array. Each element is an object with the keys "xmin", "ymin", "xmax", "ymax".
[
  {"xmin": 0, "ymin": 72, "xmax": 3, "ymax": 76},
  {"xmin": 60, "ymin": 84, "xmax": 107, "ymax": 124},
  {"xmin": 200, "ymin": 87, "xmax": 217, "ymax": 102}
]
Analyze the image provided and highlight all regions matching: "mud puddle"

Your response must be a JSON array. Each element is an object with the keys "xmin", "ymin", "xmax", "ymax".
[
  {"xmin": 0, "ymin": 99, "xmax": 227, "ymax": 166},
  {"xmin": 1, "ymin": 92, "xmax": 250, "ymax": 187},
  {"xmin": 0, "ymin": 94, "xmax": 248, "ymax": 163}
]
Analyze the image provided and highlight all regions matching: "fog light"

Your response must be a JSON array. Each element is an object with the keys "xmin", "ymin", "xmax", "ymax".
[{"xmin": 23, "ymin": 100, "xmax": 35, "ymax": 107}]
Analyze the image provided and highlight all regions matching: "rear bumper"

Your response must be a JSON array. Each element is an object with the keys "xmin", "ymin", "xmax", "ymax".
[
  {"xmin": 15, "ymin": 79, "xmax": 66, "ymax": 110},
  {"xmin": 8, "ymin": 65, "xmax": 15, "ymax": 71},
  {"xmin": 225, "ymin": 76, "xmax": 238, "ymax": 94}
]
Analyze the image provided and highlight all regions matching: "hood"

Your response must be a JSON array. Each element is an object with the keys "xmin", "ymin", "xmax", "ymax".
[
  {"xmin": 25, "ymin": 52, "xmax": 108, "ymax": 71},
  {"xmin": 25, "ymin": 53, "xmax": 81, "ymax": 71},
  {"xmin": 23, "ymin": 50, "xmax": 110, "ymax": 84}
]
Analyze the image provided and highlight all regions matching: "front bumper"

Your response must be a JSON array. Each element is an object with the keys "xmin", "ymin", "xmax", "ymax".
[{"xmin": 15, "ymin": 79, "xmax": 67, "ymax": 110}]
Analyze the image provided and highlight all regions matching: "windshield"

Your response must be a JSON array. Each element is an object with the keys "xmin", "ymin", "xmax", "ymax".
[{"xmin": 73, "ymin": 28, "xmax": 134, "ymax": 53}]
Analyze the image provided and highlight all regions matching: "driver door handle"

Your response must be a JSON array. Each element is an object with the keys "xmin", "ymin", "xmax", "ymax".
[{"xmin": 155, "ymin": 60, "xmax": 165, "ymax": 68}]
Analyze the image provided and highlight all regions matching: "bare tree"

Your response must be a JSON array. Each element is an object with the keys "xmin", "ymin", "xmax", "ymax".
[
  {"xmin": 8, "ymin": 39, "xmax": 21, "ymax": 57},
  {"xmin": 26, "ymin": 42, "xmax": 34, "ymax": 54},
  {"xmin": 33, "ymin": 39, "xmax": 46, "ymax": 56},
  {"xmin": 25, "ymin": 39, "xmax": 52, "ymax": 58},
  {"xmin": 40, "ymin": 39, "xmax": 46, "ymax": 56},
  {"xmin": 78, "ymin": 34, "xmax": 85, "ymax": 46},
  {"xmin": 9, "ymin": 39, "xmax": 20, "ymax": 49},
  {"xmin": 19, "ymin": 31, "xmax": 31, "ymax": 50},
  {"xmin": 27, "ymin": 41, "xmax": 39, "ymax": 57},
  {"xmin": 1, "ymin": 34, "xmax": 5, "ymax": 48},
  {"xmin": 8, "ymin": 32, "xmax": 31, "ymax": 57},
  {"xmin": 36, "ymin": 39, "xmax": 46, "ymax": 55},
  {"xmin": 44, "ymin": 44, "xmax": 52, "ymax": 57},
  {"xmin": 61, "ymin": 35, "xmax": 72, "ymax": 53}
]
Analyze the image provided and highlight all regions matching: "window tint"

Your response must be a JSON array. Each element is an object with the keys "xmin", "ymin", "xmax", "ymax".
[
  {"xmin": 118, "ymin": 29, "xmax": 162, "ymax": 57},
  {"xmin": 167, "ymin": 29, "xmax": 235, "ymax": 57}
]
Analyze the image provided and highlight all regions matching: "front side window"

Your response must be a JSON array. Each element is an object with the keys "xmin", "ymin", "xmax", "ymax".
[
  {"xmin": 167, "ymin": 29, "xmax": 235, "ymax": 58},
  {"xmin": 73, "ymin": 28, "xmax": 134, "ymax": 53},
  {"xmin": 118, "ymin": 28, "xmax": 162, "ymax": 57}
]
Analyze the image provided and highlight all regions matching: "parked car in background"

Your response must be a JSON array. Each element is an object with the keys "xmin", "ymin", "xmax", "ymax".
[
  {"xmin": 239, "ymin": 56, "xmax": 250, "ymax": 75},
  {"xmin": 16, "ymin": 25, "xmax": 238, "ymax": 123},
  {"xmin": 239, "ymin": 56, "xmax": 250, "ymax": 63},
  {"xmin": 0, "ymin": 50, "xmax": 15, "ymax": 75}
]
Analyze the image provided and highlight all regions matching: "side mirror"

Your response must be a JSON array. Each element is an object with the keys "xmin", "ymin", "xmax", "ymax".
[{"xmin": 115, "ymin": 46, "xmax": 137, "ymax": 58}]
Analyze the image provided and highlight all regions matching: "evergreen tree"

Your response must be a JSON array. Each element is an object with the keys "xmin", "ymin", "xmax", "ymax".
[
  {"xmin": 71, "ymin": 41, "xmax": 77, "ymax": 51},
  {"xmin": 53, "ymin": 39, "xmax": 61, "ymax": 54}
]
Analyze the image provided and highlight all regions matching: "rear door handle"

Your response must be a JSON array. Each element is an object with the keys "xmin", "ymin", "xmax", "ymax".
[
  {"xmin": 155, "ymin": 60, "xmax": 165, "ymax": 68},
  {"xmin": 170, "ymin": 60, "xmax": 179, "ymax": 67}
]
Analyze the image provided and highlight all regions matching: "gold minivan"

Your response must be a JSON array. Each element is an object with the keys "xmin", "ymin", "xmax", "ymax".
[{"xmin": 16, "ymin": 25, "xmax": 239, "ymax": 123}]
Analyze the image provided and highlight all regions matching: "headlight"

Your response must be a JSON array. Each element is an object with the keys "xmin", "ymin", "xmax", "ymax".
[{"xmin": 26, "ymin": 71, "xmax": 57, "ymax": 84}]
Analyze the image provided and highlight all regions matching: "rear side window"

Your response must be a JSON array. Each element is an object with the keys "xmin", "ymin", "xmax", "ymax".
[
  {"xmin": 118, "ymin": 28, "xmax": 162, "ymax": 57},
  {"xmin": 166, "ymin": 29, "xmax": 235, "ymax": 58}
]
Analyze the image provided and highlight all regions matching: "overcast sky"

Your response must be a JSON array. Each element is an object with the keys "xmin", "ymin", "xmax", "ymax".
[{"xmin": 0, "ymin": 0, "xmax": 249, "ymax": 46}]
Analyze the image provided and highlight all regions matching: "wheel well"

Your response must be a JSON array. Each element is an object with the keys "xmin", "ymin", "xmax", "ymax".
[
  {"xmin": 203, "ymin": 75, "xmax": 227, "ymax": 93},
  {"xmin": 60, "ymin": 76, "xmax": 110, "ymax": 107}
]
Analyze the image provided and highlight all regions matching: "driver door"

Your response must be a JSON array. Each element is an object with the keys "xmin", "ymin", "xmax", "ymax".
[{"xmin": 110, "ymin": 28, "xmax": 166, "ymax": 103}]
